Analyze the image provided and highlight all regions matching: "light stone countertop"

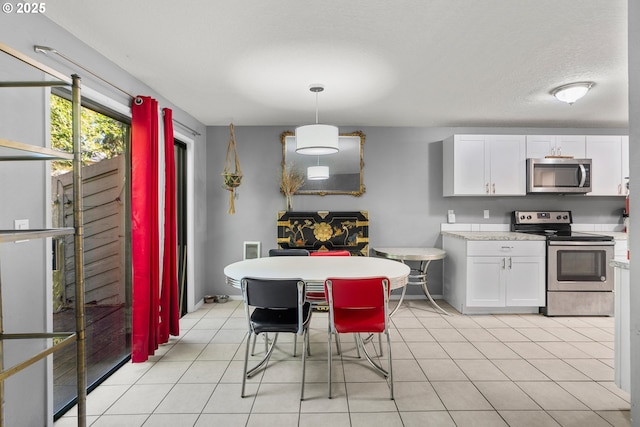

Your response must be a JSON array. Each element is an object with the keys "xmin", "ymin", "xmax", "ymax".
[
  {"xmin": 441, "ymin": 231, "xmax": 547, "ymax": 241},
  {"xmin": 610, "ymin": 258, "xmax": 630, "ymax": 270}
]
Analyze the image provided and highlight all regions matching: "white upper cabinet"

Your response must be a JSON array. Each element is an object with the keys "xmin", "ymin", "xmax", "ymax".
[
  {"xmin": 526, "ymin": 135, "xmax": 586, "ymax": 159},
  {"xmin": 443, "ymin": 134, "xmax": 526, "ymax": 196},
  {"xmin": 586, "ymin": 135, "xmax": 629, "ymax": 196}
]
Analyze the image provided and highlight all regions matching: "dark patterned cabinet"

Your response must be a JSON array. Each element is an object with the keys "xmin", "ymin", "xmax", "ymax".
[{"xmin": 277, "ymin": 211, "xmax": 369, "ymax": 256}]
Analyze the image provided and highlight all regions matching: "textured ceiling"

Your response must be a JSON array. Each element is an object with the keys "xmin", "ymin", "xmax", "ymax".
[{"xmin": 43, "ymin": 0, "xmax": 628, "ymax": 128}]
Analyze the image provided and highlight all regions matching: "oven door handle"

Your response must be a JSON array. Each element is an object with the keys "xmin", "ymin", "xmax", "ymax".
[
  {"xmin": 548, "ymin": 240, "xmax": 615, "ymax": 246},
  {"xmin": 578, "ymin": 164, "xmax": 587, "ymax": 187}
]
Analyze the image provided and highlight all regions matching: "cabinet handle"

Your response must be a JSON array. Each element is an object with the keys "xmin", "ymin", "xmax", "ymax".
[
  {"xmin": 618, "ymin": 184, "xmax": 622, "ymax": 195},
  {"xmin": 508, "ymin": 257, "xmax": 512, "ymax": 269},
  {"xmin": 502, "ymin": 258, "xmax": 506, "ymax": 269},
  {"xmin": 492, "ymin": 183, "xmax": 496, "ymax": 194},
  {"xmin": 486, "ymin": 183, "xmax": 490, "ymax": 194}
]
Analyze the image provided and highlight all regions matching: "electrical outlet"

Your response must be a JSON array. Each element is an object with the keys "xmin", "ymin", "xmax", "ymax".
[
  {"xmin": 447, "ymin": 210, "xmax": 456, "ymax": 224},
  {"xmin": 484, "ymin": 210, "xmax": 490, "ymax": 219}
]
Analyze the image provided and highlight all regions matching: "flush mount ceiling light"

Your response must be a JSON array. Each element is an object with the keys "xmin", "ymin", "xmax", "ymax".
[
  {"xmin": 295, "ymin": 85, "xmax": 339, "ymax": 155},
  {"xmin": 551, "ymin": 82, "xmax": 594, "ymax": 105}
]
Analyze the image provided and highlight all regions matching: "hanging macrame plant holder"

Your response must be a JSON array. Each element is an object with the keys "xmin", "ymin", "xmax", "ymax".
[{"xmin": 222, "ymin": 123, "xmax": 243, "ymax": 214}]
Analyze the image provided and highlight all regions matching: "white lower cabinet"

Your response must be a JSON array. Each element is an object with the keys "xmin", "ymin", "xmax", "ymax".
[{"xmin": 443, "ymin": 237, "xmax": 545, "ymax": 314}]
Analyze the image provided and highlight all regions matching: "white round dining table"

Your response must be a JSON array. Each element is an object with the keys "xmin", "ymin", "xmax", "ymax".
[{"xmin": 224, "ymin": 256, "xmax": 410, "ymax": 297}]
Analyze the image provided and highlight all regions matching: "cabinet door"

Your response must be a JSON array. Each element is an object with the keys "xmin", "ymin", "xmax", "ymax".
[
  {"xmin": 505, "ymin": 256, "xmax": 545, "ymax": 306},
  {"xmin": 489, "ymin": 135, "xmax": 526, "ymax": 195},
  {"xmin": 586, "ymin": 136, "xmax": 623, "ymax": 195},
  {"xmin": 556, "ymin": 135, "xmax": 586, "ymax": 158},
  {"xmin": 526, "ymin": 135, "xmax": 554, "ymax": 158},
  {"xmin": 622, "ymin": 136, "xmax": 629, "ymax": 195},
  {"xmin": 453, "ymin": 135, "xmax": 488, "ymax": 195},
  {"xmin": 466, "ymin": 256, "xmax": 504, "ymax": 307}
]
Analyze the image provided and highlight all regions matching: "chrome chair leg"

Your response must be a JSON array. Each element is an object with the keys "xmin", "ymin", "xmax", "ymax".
[
  {"xmin": 327, "ymin": 325, "xmax": 333, "ymax": 399},
  {"xmin": 246, "ymin": 332, "xmax": 279, "ymax": 378},
  {"xmin": 387, "ymin": 329, "xmax": 394, "ymax": 400},
  {"xmin": 301, "ymin": 330, "xmax": 308, "ymax": 401},
  {"xmin": 241, "ymin": 331, "xmax": 251, "ymax": 398},
  {"xmin": 293, "ymin": 333, "xmax": 297, "ymax": 357}
]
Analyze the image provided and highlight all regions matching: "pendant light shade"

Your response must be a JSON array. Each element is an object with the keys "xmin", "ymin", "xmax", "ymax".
[
  {"xmin": 307, "ymin": 165, "xmax": 330, "ymax": 180},
  {"xmin": 295, "ymin": 124, "xmax": 339, "ymax": 155},
  {"xmin": 295, "ymin": 84, "xmax": 339, "ymax": 155},
  {"xmin": 551, "ymin": 82, "xmax": 593, "ymax": 105}
]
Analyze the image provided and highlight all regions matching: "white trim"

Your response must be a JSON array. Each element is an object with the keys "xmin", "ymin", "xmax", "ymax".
[
  {"xmin": 81, "ymin": 85, "xmax": 132, "ymax": 118},
  {"xmin": 174, "ymin": 130, "xmax": 196, "ymax": 313}
]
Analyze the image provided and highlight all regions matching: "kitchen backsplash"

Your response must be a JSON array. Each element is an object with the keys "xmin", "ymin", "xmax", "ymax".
[{"xmin": 441, "ymin": 223, "xmax": 625, "ymax": 232}]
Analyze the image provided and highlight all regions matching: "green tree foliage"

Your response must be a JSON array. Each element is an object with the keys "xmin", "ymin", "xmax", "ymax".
[{"xmin": 50, "ymin": 94, "xmax": 127, "ymax": 174}]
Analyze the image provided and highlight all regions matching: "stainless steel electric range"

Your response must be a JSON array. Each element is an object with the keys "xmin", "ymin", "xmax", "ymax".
[{"xmin": 511, "ymin": 211, "xmax": 615, "ymax": 316}]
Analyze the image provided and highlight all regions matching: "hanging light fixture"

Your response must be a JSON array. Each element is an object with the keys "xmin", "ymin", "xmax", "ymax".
[
  {"xmin": 307, "ymin": 165, "xmax": 330, "ymax": 180},
  {"xmin": 307, "ymin": 156, "xmax": 330, "ymax": 180},
  {"xmin": 295, "ymin": 84, "xmax": 339, "ymax": 155},
  {"xmin": 551, "ymin": 82, "xmax": 594, "ymax": 105}
]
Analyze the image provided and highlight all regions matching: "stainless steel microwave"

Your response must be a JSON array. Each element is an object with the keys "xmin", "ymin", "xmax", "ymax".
[{"xmin": 526, "ymin": 158, "xmax": 592, "ymax": 194}]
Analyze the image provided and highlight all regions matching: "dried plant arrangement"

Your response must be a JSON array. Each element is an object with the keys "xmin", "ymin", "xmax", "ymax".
[{"xmin": 280, "ymin": 163, "xmax": 305, "ymax": 211}]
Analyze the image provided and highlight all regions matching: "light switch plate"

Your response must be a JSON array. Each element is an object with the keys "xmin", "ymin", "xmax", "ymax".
[
  {"xmin": 447, "ymin": 210, "xmax": 456, "ymax": 224},
  {"xmin": 14, "ymin": 219, "xmax": 29, "ymax": 243},
  {"xmin": 484, "ymin": 210, "xmax": 490, "ymax": 219},
  {"xmin": 14, "ymin": 219, "xmax": 29, "ymax": 230}
]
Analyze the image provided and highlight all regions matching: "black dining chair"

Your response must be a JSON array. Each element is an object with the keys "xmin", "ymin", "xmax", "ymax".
[
  {"xmin": 268, "ymin": 248, "xmax": 310, "ymax": 257},
  {"xmin": 240, "ymin": 277, "xmax": 312, "ymax": 400},
  {"xmin": 249, "ymin": 248, "xmax": 310, "ymax": 356}
]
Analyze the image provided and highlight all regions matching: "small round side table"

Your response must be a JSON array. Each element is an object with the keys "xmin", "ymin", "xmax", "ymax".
[{"xmin": 373, "ymin": 247, "xmax": 448, "ymax": 315}]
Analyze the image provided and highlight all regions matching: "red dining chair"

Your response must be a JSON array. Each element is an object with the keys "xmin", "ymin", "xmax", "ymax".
[
  {"xmin": 310, "ymin": 250, "xmax": 351, "ymax": 256},
  {"xmin": 324, "ymin": 276, "xmax": 393, "ymax": 400},
  {"xmin": 306, "ymin": 250, "xmax": 351, "ymax": 309}
]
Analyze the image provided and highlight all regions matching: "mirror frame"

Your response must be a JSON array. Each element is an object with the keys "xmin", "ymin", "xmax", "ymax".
[{"xmin": 280, "ymin": 130, "xmax": 365, "ymax": 196}]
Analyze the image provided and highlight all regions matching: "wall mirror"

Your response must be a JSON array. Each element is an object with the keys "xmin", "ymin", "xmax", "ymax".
[{"xmin": 280, "ymin": 130, "xmax": 365, "ymax": 196}]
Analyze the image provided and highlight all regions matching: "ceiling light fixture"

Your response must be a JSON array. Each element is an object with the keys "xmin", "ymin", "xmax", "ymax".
[
  {"xmin": 551, "ymin": 82, "xmax": 594, "ymax": 105},
  {"xmin": 295, "ymin": 84, "xmax": 339, "ymax": 155}
]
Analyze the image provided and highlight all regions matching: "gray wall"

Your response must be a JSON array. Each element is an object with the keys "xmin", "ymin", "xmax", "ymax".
[
  {"xmin": 206, "ymin": 126, "xmax": 627, "ymax": 299},
  {"xmin": 1, "ymin": 14, "xmax": 207, "ymax": 425},
  {"xmin": 0, "ymin": 55, "xmax": 51, "ymax": 427},
  {"xmin": 627, "ymin": 0, "xmax": 639, "ymax": 423}
]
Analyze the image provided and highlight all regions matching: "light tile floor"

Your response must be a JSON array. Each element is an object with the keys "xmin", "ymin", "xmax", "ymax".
[{"xmin": 55, "ymin": 299, "xmax": 631, "ymax": 427}]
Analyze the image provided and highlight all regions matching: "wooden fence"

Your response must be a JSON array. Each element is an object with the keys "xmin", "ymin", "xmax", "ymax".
[{"xmin": 52, "ymin": 155, "xmax": 126, "ymax": 308}]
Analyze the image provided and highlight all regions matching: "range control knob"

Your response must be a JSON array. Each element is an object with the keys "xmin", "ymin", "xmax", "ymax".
[
  {"xmin": 556, "ymin": 215, "xmax": 562, "ymax": 220},
  {"xmin": 520, "ymin": 215, "xmax": 526, "ymax": 220},
  {"xmin": 526, "ymin": 215, "xmax": 532, "ymax": 220},
  {"xmin": 563, "ymin": 215, "xmax": 569, "ymax": 219}
]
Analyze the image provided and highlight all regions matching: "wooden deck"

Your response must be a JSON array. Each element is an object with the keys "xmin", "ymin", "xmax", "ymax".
[{"xmin": 53, "ymin": 304, "xmax": 129, "ymax": 412}]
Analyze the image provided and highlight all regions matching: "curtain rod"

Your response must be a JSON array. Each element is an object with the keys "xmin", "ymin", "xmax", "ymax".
[
  {"xmin": 34, "ymin": 45, "xmax": 201, "ymax": 137},
  {"xmin": 173, "ymin": 118, "xmax": 201, "ymax": 136},
  {"xmin": 34, "ymin": 45, "xmax": 135, "ymax": 99}
]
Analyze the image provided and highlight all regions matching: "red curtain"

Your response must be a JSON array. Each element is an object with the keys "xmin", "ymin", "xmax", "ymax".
[
  {"xmin": 131, "ymin": 97, "xmax": 180, "ymax": 363},
  {"xmin": 159, "ymin": 108, "xmax": 180, "ymax": 341}
]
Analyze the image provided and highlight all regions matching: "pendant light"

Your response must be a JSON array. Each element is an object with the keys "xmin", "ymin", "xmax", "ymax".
[
  {"xmin": 551, "ymin": 82, "xmax": 594, "ymax": 105},
  {"xmin": 295, "ymin": 85, "xmax": 339, "ymax": 155},
  {"xmin": 307, "ymin": 156, "xmax": 330, "ymax": 180}
]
